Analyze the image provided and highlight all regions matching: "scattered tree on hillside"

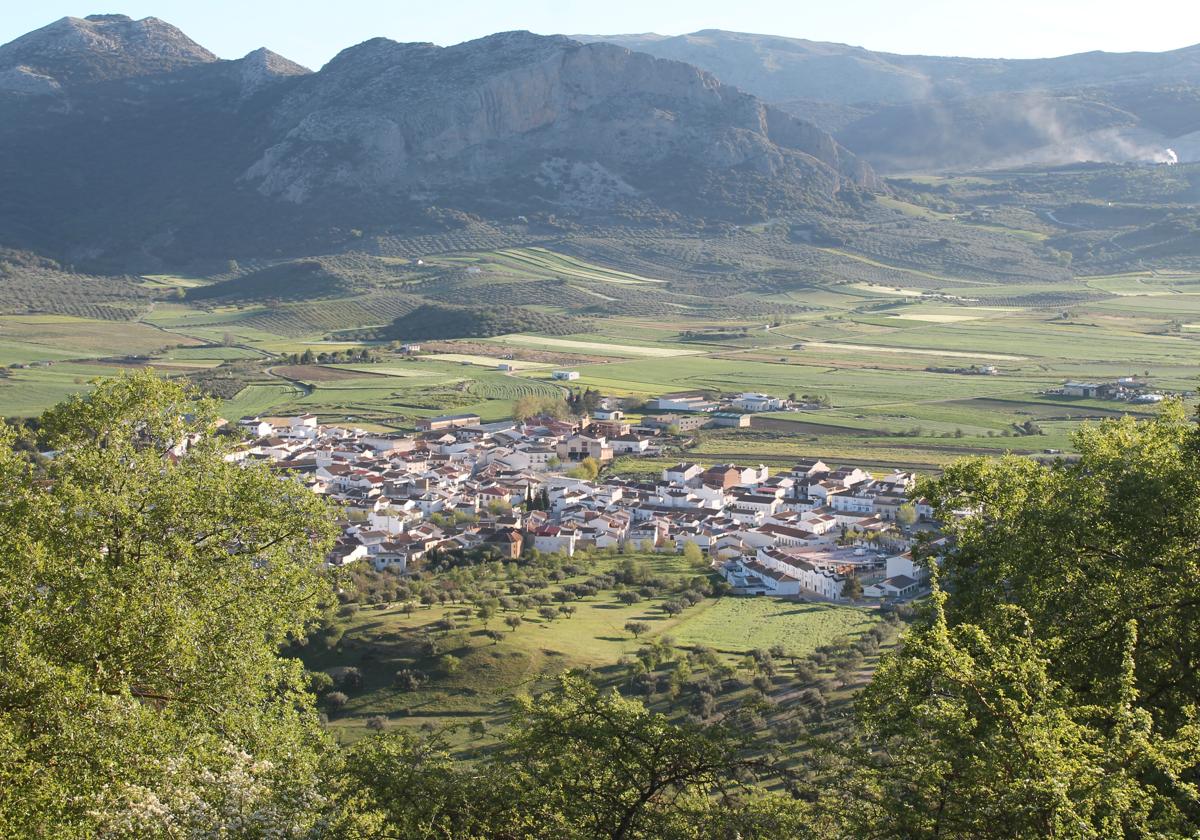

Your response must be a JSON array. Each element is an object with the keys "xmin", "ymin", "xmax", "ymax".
[{"xmin": 625, "ymin": 621, "xmax": 650, "ymax": 639}]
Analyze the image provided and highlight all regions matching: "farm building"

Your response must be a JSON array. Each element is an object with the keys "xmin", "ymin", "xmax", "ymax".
[
  {"xmin": 730, "ymin": 393, "xmax": 787, "ymax": 412},
  {"xmin": 639, "ymin": 414, "xmax": 708, "ymax": 432},
  {"xmin": 416, "ymin": 413, "xmax": 482, "ymax": 432},
  {"xmin": 708, "ymin": 412, "xmax": 751, "ymax": 428},
  {"xmin": 647, "ymin": 393, "xmax": 719, "ymax": 412},
  {"xmin": 552, "ymin": 370, "xmax": 580, "ymax": 381},
  {"xmin": 1061, "ymin": 381, "xmax": 1104, "ymax": 398}
]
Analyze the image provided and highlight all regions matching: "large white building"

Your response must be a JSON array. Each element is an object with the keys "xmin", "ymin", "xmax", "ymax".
[{"xmin": 730, "ymin": 392, "xmax": 787, "ymax": 412}]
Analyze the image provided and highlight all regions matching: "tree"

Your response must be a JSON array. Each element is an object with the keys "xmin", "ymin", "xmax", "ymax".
[
  {"xmin": 513, "ymin": 394, "xmax": 568, "ymax": 422},
  {"xmin": 504, "ymin": 615, "xmax": 523, "ymax": 632},
  {"xmin": 537, "ymin": 606, "xmax": 559, "ymax": 622},
  {"xmin": 308, "ymin": 670, "xmax": 335, "ymax": 696},
  {"xmin": 625, "ymin": 621, "xmax": 650, "ymax": 639},
  {"xmin": 0, "ymin": 373, "xmax": 337, "ymax": 836},
  {"xmin": 681, "ymin": 541, "xmax": 705, "ymax": 566},
  {"xmin": 393, "ymin": 669, "xmax": 425, "ymax": 691},
  {"xmin": 495, "ymin": 675, "xmax": 805, "ymax": 838},
  {"xmin": 327, "ymin": 677, "xmax": 810, "ymax": 837},
  {"xmin": 895, "ymin": 502, "xmax": 918, "ymax": 527},
  {"xmin": 922, "ymin": 402, "xmax": 1200, "ymax": 733},
  {"xmin": 440, "ymin": 655, "xmax": 461, "ymax": 676},
  {"xmin": 476, "ymin": 602, "xmax": 496, "ymax": 626},
  {"xmin": 568, "ymin": 456, "xmax": 601, "ymax": 481},
  {"xmin": 339, "ymin": 666, "xmax": 365, "ymax": 692},
  {"xmin": 835, "ymin": 588, "xmax": 1197, "ymax": 838},
  {"xmin": 840, "ymin": 573, "xmax": 863, "ymax": 603}
]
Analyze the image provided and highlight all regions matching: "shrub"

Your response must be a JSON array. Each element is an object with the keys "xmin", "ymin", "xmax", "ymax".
[
  {"xmin": 393, "ymin": 669, "xmax": 426, "ymax": 692},
  {"xmin": 338, "ymin": 666, "xmax": 364, "ymax": 692}
]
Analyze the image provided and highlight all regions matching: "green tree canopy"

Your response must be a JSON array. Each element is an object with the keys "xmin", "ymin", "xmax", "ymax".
[
  {"xmin": 329, "ymin": 674, "xmax": 812, "ymax": 839},
  {"xmin": 920, "ymin": 402, "xmax": 1200, "ymax": 731},
  {"xmin": 832, "ymin": 589, "xmax": 1199, "ymax": 838},
  {"xmin": 0, "ymin": 373, "xmax": 338, "ymax": 836}
]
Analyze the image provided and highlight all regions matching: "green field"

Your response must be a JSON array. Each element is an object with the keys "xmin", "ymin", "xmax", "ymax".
[
  {"xmin": 431, "ymin": 246, "xmax": 666, "ymax": 285},
  {"xmin": 1, "ymin": 237, "xmax": 1195, "ymax": 473},
  {"xmin": 668, "ymin": 598, "xmax": 878, "ymax": 654}
]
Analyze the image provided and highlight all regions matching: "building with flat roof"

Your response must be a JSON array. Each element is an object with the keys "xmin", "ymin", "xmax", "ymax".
[{"xmin": 416, "ymin": 413, "xmax": 482, "ymax": 432}]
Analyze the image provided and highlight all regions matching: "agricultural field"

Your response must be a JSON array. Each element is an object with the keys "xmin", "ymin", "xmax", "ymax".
[
  {"xmin": 668, "ymin": 598, "xmax": 878, "ymax": 655},
  {"xmin": 487, "ymin": 334, "xmax": 703, "ymax": 357},
  {"xmin": 429, "ymin": 246, "xmax": 666, "ymax": 285},
  {"xmin": 1, "ymin": 220, "xmax": 1195, "ymax": 475},
  {"xmin": 424, "ymin": 353, "xmax": 550, "ymax": 370}
]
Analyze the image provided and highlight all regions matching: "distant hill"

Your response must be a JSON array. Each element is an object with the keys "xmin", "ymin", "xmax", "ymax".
[
  {"xmin": 581, "ymin": 30, "xmax": 1200, "ymax": 171},
  {"xmin": 0, "ymin": 17, "xmax": 877, "ymax": 269}
]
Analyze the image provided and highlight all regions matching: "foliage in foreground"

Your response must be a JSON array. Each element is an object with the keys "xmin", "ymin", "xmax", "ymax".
[
  {"xmin": 0, "ymin": 374, "xmax": 339, "ymax": 838},
  {"xmin": 2, "ymin": 375, "xmax": 1200, "ymax": 838}
]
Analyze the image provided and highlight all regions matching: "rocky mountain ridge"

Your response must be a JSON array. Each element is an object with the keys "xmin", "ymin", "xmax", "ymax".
[{"xmin": 0, "ymin": 18, "xmax": 877, "ymax": 268}]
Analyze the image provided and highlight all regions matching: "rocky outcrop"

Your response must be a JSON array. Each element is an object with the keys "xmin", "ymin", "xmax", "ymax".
[
  {"xmin": 235, "ymin": 47, "xmax": 310, "ymax": 96},
  {"xmin": 244, "ymin": 32, "xmax": 877, "ymax": 206}
]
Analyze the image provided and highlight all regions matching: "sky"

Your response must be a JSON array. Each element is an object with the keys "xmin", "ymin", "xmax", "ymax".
[{"xmin": 4, "ymin": 0, "xmax": 1200, "ymax": 70}]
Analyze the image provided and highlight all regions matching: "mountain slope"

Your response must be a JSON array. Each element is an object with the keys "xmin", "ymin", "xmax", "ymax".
[
  {"xmin": 0, "ymin": 21, "xmax": 877, "ymax": 268},
  {"xmin": 246, "ymin": 32, "xmax": 877, "ymax": 205},
  {"xmin": 584, "ymin": 30, "xmax": 1200, "ymax": 105},
  {"xmin": 583, "ymin": 30, "xmax": 1200, "ymax": 170}
]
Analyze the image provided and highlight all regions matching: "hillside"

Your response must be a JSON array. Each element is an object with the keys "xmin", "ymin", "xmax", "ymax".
[
  {"xmin": 0, "ymin": 18, "xmax": 877, "ymax": 270},
  {"xmin": 584, "ymin": 30, "xmax": 1200, "ymax": 105},
  {"xmin": 583, "ymin": 30, "xmax": 1200, "ymax": 171}
]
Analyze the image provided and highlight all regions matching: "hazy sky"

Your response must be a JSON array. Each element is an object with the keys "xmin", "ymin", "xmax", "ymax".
[{"xmin": 5, "ymin": 1, "xmax": 1200, "ymax": 70}]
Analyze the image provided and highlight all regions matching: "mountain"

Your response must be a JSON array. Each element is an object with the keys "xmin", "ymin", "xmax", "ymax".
[
  {"xmin": 0, "ymin": 14, "xmax": 218, "ymax": 94},
  {"xmin": 0, "ymin": 18, "xmax": 876, "ymax": 269},
  {"xmin": 582, "ymin": 30, "xmax": 1200, "ymax": 105},
  {"xmin": 581, "ymin": 30, "xmax": 1200, "ymax": 171}
]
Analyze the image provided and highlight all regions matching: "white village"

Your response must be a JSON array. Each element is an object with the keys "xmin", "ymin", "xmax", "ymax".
[{"xmin": 230, "ymin": 401, "xmax": 938, "ymax": 605}]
